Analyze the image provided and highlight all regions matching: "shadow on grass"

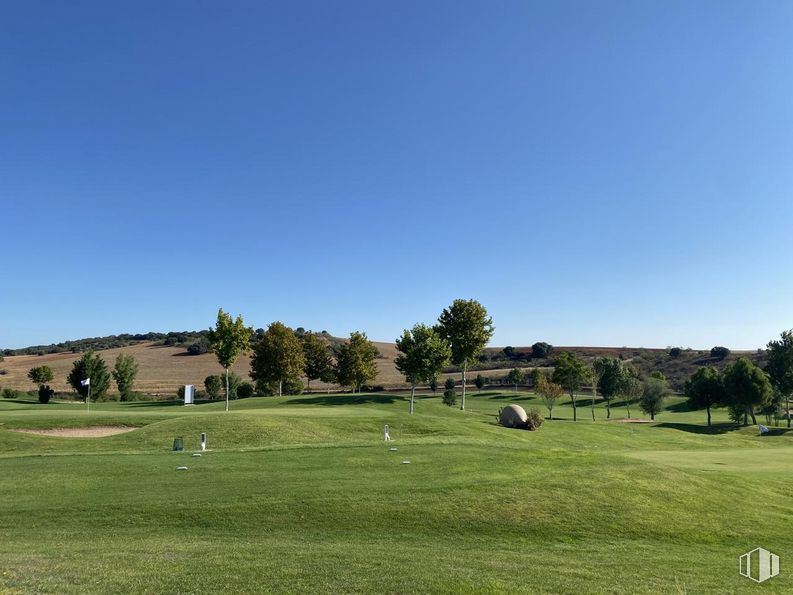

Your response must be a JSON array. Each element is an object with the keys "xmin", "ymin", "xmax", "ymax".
[
  {"xmin": 665, "ymin": 401, "xmax": 693, "ymax": 413},
  {"xmin": 124, "ymin": 400, "xmax": 192, "ymax": 408},
  {"xmin": 284, "ymin": 394, "xmax": 402, "ymax": 406},
  {"xmin": 654, "ymin": 422, "xmax": 739, "ymax": 435}
]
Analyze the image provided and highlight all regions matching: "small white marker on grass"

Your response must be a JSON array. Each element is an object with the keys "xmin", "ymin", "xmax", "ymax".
[
  {"xmin": 389, "ymin": 447, "xmax": 398, "ymax": 451},
  {"xmin": 401, "ymin": 460, "xmax": 411, "ymax": 464},
  {"xmin": 176, "ymin": 466, "xmax": 189, "ymax": 471}
]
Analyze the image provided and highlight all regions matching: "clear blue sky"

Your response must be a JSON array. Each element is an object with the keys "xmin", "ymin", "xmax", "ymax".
[{"xmin": 2, "ymin": 1, "xmax": 792, "ymax": 350}]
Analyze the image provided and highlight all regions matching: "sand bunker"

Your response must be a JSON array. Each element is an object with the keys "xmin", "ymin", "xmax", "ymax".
[{"xmin": 10, "ymin": 426, "xmax": 137, "ymax": 437}]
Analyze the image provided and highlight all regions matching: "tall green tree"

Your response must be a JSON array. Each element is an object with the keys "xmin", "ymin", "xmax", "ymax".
[
  {"xmin": 302, "ymin": 332, "xmax": 334, "ymax": 393},
  {"xmin": 619, "ymin": 367, "xmax": 641, "ymax": 419},
  {"xmin": 207, "ymin": 308, "xmax": 254, "ymax": 411},
  {"xmin": 67, "ymin": 351, "xmax": 111, "ymax": 401},
  {"xmin": 765, "ymin": 330, "xmax": 793, "ymax": 428},
  {"xmin": 639, "ymin": 377, "xmax": 668, "ymax": 420},
  {"xmin": 593, "ymin": 357, "xmax": 630, "ymax": 419},
  {"xmin": 684, "ymin": 366, "xmax": 724, "ymax": 426},
  {"xmin": 552, "ymin": 352, "xmax": 590, "ymax": 422},
  {"xmin": 395, "ymin": 324, "xmax": 451, "ymax": 414},
  {"xmin": 506, "ymin": 367, "xmax": 524, "ymax": 392},
  {"xmin": 334, "ymin": 331, "xmax": 379, "ymax": 392},
  {"xmin": 436, "ymin": 299, "xmax": 494, "ymax": 411},
  {"xmin": 250, "ymin": 322, "xmax": 306, "ymax": 397},
  {"xmin": 112, "ymin": 353, "xmax": 139, "ymax": 401},
  {"xmin": 28, "ymin": 366, "xmax": 54, "ymax": 386},
  {"xmin": 723, "ymin": 357, "xmax": 773, "ymax": 426}
]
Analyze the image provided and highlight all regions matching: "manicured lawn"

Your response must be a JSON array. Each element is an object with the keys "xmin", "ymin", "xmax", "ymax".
[{"xmin": 1, "ymin": 391, "xmax": 791, "ymax": 593}]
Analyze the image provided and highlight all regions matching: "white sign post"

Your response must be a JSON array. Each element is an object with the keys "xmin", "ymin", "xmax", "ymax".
[{"xmin": 184, "ymin": 384, "xmax": 195, "ymax": 405}]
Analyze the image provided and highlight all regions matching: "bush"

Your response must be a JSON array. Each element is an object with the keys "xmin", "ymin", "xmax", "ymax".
[
  {"xmin": 187, "ymin": 337, "xmax": 211, "ymax": 355},
  {"xmin": 525, "ymin": 408, "xmax": 544, "ymax": 431},
  {"xmin": 531, "ymin": 342, "xmax": 553, "ymax": 359},
  {"xmin": 669, "ymin": 347, "xmax": 682, "ymax": 358},
  {"xmin": 2, "ymin": 387, "xmax": 17, "ymax": 399},
  {"xmin": 429, "ymin": 377, "xmax": 438, "ymax": 392},
  {"xmin": 0, "ymin": 369, "xmax": 7, "ymax": 376},
  {"xmin": 442, "ymin": 378, "xmax": 456, "ymax": 406},
  {"xmin": 711, "ymin": 346, "xmax": 731, "ymax": 360},
  {"xmin": 204, "ymin": 375, "xmax": 223, "ymax": 399},
  {"xmin": 37, "ymin": 385, "xmax": 54, "ymax": 404},
  {"xmin": 237, "ymin": 382, "xmax": 255, "ymax": 399}
]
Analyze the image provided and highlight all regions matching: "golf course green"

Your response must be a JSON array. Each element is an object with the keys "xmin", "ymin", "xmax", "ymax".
[{"xmin": 1, "ymin": 391, "xmax": 791, "ymax": 593}]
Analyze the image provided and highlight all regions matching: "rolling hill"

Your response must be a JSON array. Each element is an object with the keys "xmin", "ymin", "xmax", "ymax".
[{"xmin": 0, "ymin": 333, "xmax": 764, "ymax": 395}]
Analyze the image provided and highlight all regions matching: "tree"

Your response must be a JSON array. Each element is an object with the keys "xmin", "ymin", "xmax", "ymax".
[
  {"xmin": 723, "ymin": 357, "xmax": 773, "ymax": 426},
  {"xmin": 334, "ymin": 331, "xmax": 378, "ymax": 392},
  {"xmin": 684, "ymin": 367, "xmax": 724, "ymax": 426},
  {"xmin": 506, "ymin": 367, "xmax": 524, "ymax": 392},
  {"xmin": 593, "ymin": 357, "xmax": 627, "ymax": 419},
  {"xmin": 67, "ymin": 351, "xmax": 111, "ymax": 401},
  {"xmin": 207, "ymin": 308, "xmax": 254, "ymax": 411},
  {"xmin": 394, "ymin": 324, "xmax": 451, "ymax": 415},
  {"xmin": 619, "ymin": 367, "xmax": 641, "ymax": 419},
  {"xmin": 112, "ymin": 353, "xmax": 139, "ymax": 401},
  {"xmin": 250, "ymin": 322, "xmax": 306, "ymax": 397},
  {"xmin": 187, "ymin": 337, "xmax": 211, "ymax": 355},
  {"xmin": 710, "ymin": 346, "xmax": 731, "ymax": 360},
  {"xmin": 503, "ymin": 346, "xmax": 516, "ymax": 358},
  {"xmin": 639, "ymin": 377, "xmax": 668, "ymax": 420},
  {"xmin": 28, "ymin": 366, "xmax": 54, "ymax": 386},
  {"xmin": 474, "ymin": 374, "xmax": 485, "ymax": 392},
  {"xmin": 552, "ymin": 352, "xmax": 590, "ymax": 422},
  {"xmin": 532, "ymin": 342, "xmax": 553, "ymax": 359},
  {"xmin": 536, "ymin": 374, "xmax": 563, "ymax": 419},
  {"xmin": 442, "ymin": 378, "xmax": 456, "ymax": 406},
  {"xmin": 302, "ymin": 332, "xmax": 334, "ymax": 393},
  {"xmin": 765, "ymin": 330, "xmax": 793, "ymax": 428},
  {"xmin": 669, "ymin": 347, "xmax": 682, "ymax": 358},
  {"xmin": 204, "ymin": 375, "xmax": 223, "ymax": 400},
  {"xmin": 436, "ymin": 299, "xmax": 494, "ymax": 411},
  {"xmin": 29, "ymin": 366, "xmax": 55, "ymax": 404}
]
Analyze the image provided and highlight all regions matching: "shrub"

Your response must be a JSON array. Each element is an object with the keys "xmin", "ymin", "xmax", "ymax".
[
  {"xmin": 669, "ymin": 347, "xmax": 682, "ymax": 358},
  {"xmin": 237, "ymin": 382, "xmax": 255, "ymax": 399},
  {"xmin": 204, "ymin": 375, "xmax": 223, "ymax": 399},
  {"xmin": 429, "ymin": 377, "xmax": 438, "ymax": 392},
  {"xmin": 0, "ymin": 369, "xmax": 7, "ymax": 376},
  {"xmin": 525, "ymin": 408, "xmax": 544, "ymax": 431},
  {"xmin": 38, "ymin": 385, "xmax": 54, "ymax": 404},
  {"xmin": 531, "ymin": 342, "xmax": 553, "ymax": 359},
  {"xmin": 187, "ymin": 337, "xmax": 211, "ymax": 355},
  {"xmin": 442, "ymin": 378, "xmax": 456, "ymax": 406},
  {"xmin": 711, "ymin": 346, "xmax": 731, "ymax": 360},
  {"xmin": 2, "ymin": 387, "xmax": 17, "ymax": 399}
]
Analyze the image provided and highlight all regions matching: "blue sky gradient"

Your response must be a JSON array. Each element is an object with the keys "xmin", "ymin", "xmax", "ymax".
[{"xmin": 2, "ymin": 1, "xmax": 792, "ymax": 349}]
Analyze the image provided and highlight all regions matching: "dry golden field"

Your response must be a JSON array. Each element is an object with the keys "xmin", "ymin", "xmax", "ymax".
[{"xmin": 0, "ymin": 340, "xmax": 524, "ymax": 395}]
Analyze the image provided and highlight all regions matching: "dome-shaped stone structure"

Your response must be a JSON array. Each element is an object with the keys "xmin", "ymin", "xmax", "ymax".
[{"xmin": 499, "ymin": 404, "xmax": 528, "ymax": 428}]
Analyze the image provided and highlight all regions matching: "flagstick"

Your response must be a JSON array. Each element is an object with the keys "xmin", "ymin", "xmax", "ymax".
[{"xmin": 87, "ymin": 383, "xmax": 91, "ymax": 414}]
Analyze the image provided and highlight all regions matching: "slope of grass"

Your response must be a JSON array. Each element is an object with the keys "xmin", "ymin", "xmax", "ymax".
[{"xmin": 1, "ymin": 391, "xmax": 791, "ymax": 593}]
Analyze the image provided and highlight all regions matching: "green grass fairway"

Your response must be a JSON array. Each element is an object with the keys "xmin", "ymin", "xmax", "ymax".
[{"xmin": 1, "ymin": 392, "xmax": 792, "ymax": 593}]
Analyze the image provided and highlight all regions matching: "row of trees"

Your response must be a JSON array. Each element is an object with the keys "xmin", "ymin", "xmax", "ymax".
[
  {"xmin": 685, "ymin": 331, "xmax": 793, "ymax": 427},
  {"xmin": 395, "ymin": 299, "xmax": 494, "ymax": 413},
  {"xmin": 26, "ymin": 351, "xmax": 140, "ymax": 404},
  {"xmin": 206, "ymin": 310, "xmax": 381, "ymax": 411}
]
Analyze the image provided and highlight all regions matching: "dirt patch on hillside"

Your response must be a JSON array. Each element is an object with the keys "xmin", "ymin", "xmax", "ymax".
[{"xmin": 9, "ymin": 426, "xmax": 137, "ymax": 437}]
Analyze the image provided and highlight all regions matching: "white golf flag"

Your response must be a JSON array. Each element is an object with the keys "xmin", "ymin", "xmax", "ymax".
[{"xmin": 81, "ymin": 378, "xmax": 90, "ymax": 387}]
